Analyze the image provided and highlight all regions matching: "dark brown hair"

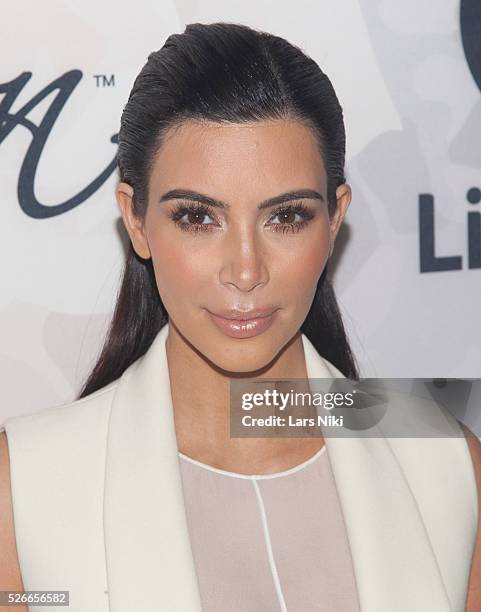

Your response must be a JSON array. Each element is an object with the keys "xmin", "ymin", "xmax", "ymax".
[{"xmin": 78, "ymin": 21, "xmax": 359, "ymax": 398}]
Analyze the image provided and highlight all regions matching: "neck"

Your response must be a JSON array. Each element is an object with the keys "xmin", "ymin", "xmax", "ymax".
[{"xmin": 165, "ymin": 322, "xmax": 324, "ymax": 475}]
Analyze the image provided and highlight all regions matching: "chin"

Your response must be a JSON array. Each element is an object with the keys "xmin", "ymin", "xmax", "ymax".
[{"xmin": 204, "ymin": 338, "xmax": 282, "ymax": 375}]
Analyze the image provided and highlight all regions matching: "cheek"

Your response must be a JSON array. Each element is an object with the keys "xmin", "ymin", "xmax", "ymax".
[
  {"xmin": 147, "ymin": 225, "xmax": 212, "ymax": 303},
  {"xmin": 271, "ymin": 227, "xmax": 330, "ymax": 300}
]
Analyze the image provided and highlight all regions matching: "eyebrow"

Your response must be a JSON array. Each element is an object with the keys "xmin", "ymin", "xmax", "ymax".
[{"xmin": 158, "ymin": 188, "xmax": 325, "ymax": 210}]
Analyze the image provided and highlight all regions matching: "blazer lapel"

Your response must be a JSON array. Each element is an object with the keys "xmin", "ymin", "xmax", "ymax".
[
  {"xmin": 103, "ymin": 323, "xmax": 454, "ymax": 612},
  {"xmin": 103, "ymin": 323, "xmax": 202, "ymax": 611},
  {"xmin": 301, "ymin": 334, "xmax": 454, "ymax": 612}
]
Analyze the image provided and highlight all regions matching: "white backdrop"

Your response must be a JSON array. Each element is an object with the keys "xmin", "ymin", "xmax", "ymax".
[{"xmin": 1, "ymin": 1, "xmax": 480, "ymax": 429}]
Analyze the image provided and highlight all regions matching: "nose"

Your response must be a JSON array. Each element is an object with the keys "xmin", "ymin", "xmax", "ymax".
[{"xmin": 218, "ymin": 228, "xmax": 269, "ymax": 293}]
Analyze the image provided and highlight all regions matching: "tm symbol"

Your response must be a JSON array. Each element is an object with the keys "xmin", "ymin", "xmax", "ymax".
[{"xmin": 93, "ymin": 74, "xmax": 115, "ymax": 88}]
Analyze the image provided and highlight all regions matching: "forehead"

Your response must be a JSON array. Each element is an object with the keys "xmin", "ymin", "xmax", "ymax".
[{"xmin": 149, "ymin": 119, "xmax": 326, "ymax": 198}]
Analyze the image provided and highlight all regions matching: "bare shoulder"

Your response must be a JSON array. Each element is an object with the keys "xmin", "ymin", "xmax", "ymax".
[
  {"xmin": 461, "ymin": 421, "xmax": 481, "ymax": 495},
  {"xmin": 461, "ymin": 421, "xmax": 481, "ymax": 454},
  {"xmin": 0, "ymin": 431, "xmax": 28, "ymax": 611},
  {"xmin": 459, "ymin": 421, "xmax": 481, "ymax": 611}
]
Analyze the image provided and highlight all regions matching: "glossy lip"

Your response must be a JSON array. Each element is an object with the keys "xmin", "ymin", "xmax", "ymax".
[
  {"xmin": 205, "ymin": 307, "xmax": 279, "ymax": 339},
  {"xmin": 208, "ymin": 307, "xmax": 278, "ymax": 321}
]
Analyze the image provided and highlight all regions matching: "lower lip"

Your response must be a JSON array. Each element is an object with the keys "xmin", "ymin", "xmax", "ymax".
[{"xmin": 206, "ymin": 310, "xmax": 278, "ymax": 339}]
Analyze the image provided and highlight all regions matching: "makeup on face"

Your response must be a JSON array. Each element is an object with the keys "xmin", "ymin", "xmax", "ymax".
[
  {"xmin": 143, "ymin": 120, "xmax": 334, "ymax": 371},
  {"xmin": 205, "ymin": 307, "xmax": 280, "ymax": 339},
  {"xmin": 159, "ymin": 188, "xmax": 324, "ymax": 236}
]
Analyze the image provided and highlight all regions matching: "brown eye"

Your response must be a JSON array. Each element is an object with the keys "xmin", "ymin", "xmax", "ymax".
[
  {"xmin": 183, "ymin": 210, "xmax": 213, "ymax": 226},
  {"xmin": 267, "ymin": 203, "xmax": 315, "ymax": 233},
  {"xmin": 270, "ymin": 210, "xmax": 300, "ymax": 225},
  {"xmin": 170, "ymin": 203, "xmax": 217, "ymax": 232}
]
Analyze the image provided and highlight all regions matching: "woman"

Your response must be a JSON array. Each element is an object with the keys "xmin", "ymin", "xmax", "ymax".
[{"xmin": 1, "ymin": 21, "xmax": 481, "ymax": 612}]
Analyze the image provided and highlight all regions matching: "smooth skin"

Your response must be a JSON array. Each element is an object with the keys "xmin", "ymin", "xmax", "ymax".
[
  {"xmin": 118, "ymin": 118, "xmax": 348, "ymax": 473},
  {"xmin": 1, "ymin": 119, "xmax": 481, "ymax": 608}
]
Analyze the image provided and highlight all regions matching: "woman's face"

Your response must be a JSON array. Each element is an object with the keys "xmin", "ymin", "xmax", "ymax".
[{"xmin": 117, "ymin": 118, "xmax": 351, "ymax": 373}]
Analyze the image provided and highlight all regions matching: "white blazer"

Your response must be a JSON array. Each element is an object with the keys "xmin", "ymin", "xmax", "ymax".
[{"xmin": 1, "ymin": 323, "xmax": 477, "ymax": 612}]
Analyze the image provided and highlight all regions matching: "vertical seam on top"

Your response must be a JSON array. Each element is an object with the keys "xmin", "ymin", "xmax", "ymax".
[{"xmin": 252, "ymin": 478, "xmax": 288, "ymax": 612}]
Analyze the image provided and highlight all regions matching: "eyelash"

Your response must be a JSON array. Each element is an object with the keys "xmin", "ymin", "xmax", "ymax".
[{"xmin": 169, "ymin": 201, "xmax": 315, "ymax": 234}]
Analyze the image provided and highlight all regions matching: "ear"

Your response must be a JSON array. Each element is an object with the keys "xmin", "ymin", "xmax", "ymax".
[
  {"xmin": 328, "ymin": 183, "xmax": 352, "ymax": 256},
  {"xmin": 116, "ymin": 182, "xmax": 151, "ymax": 259}
]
